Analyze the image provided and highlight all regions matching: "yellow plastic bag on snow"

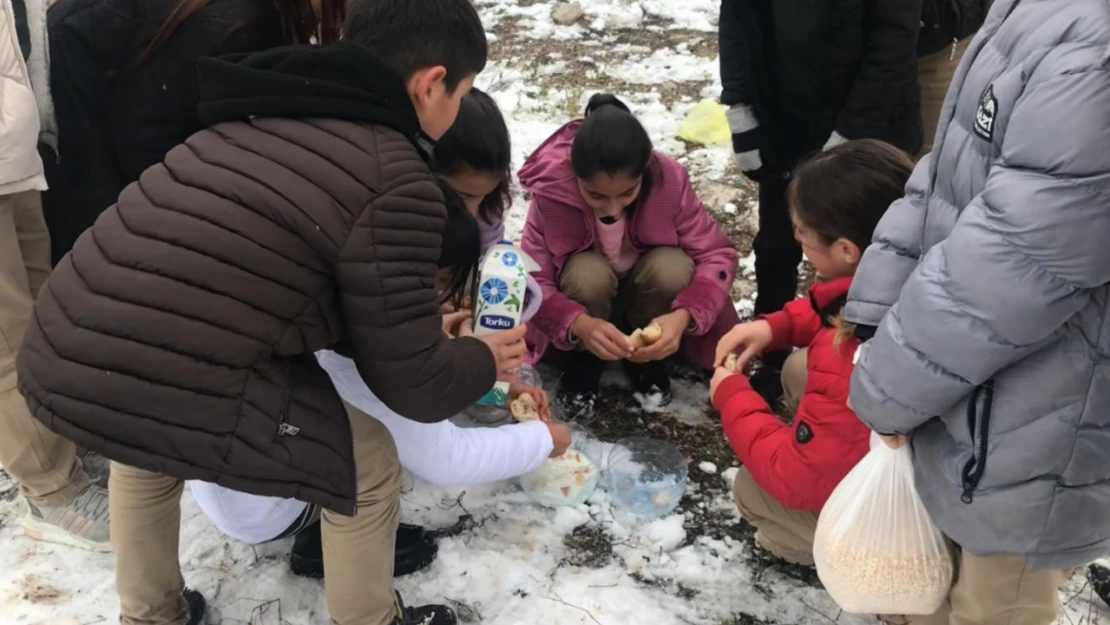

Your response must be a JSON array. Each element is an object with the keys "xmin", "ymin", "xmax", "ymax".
[{"xmin": 677, "ymin": 99, "xmax": 730, "ymax": 146}]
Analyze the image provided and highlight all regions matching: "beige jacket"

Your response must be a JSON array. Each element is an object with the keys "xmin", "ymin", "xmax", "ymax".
[{"xmin": 0, "ymin": 0, "xmax": 45, "ymax": 194}]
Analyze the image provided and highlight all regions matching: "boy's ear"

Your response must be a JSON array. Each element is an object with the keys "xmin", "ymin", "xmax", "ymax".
[
  {"xmin": 835, "ymin": 238, "xmax": 863, "ymax": 266},
  {"xmin": 407, "ymin": 66, "xmax": 449, "ymax": 109}
]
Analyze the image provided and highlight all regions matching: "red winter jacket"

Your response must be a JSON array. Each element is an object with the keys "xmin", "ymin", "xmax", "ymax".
[{"xmin": 712, "ymin": 277, "xmax": 870, "ymax": 511}]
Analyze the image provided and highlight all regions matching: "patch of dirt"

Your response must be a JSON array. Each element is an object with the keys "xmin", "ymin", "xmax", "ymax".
[
  {"xmin": 20, "ymin": 573, "xmax": 66, "ymax": 604},
  {"xmin": 486, "ymin": 15, "xmax": 716, "ymax": 111},
  {"xmin": 561, "ymin": 524, "xmax": 615, "ymax": 568}
]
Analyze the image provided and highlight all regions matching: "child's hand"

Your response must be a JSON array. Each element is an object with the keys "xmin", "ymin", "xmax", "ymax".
[
  {"xmin": 571, "ymin": 315, "xmax": 633, "ymax": 361},
  {"xmin": 547, "ymin": 422, "xmax": 572, "ymax": 457},
  {"xmin": 709, "ymin": 366, "xmax": 737, "ymax": 399},
  {"xmin": 510, "ymin": 383, "xmax": 552, "ymax": 422},
  {"xmin": 630, "ymin": 309, "xmax": 689, "ymax": 363},
  {"xmin": 442, "ymin": 310, "xmax": 471, "ymax": 338},
  {"xmin": 714, "ymin": 320, "xmax": 773, "ymax": 373},
  {"xmin": 877, "ymin": 433, "xmax": 909, "ymax": 449}
]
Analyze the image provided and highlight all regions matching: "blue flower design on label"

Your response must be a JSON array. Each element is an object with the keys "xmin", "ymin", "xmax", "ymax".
[
  {"xmin": 501, "ymin": 252, "xmax": 519, "ymax": 268},
  {"xmin": 479, "ymin": 278, "xmax": 510, "ymax": 305}
]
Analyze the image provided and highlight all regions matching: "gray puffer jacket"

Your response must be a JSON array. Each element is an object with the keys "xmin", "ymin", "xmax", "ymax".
[{"xmin": 846, "ymin": 0, "xmax": 1110, "ymax": 570}]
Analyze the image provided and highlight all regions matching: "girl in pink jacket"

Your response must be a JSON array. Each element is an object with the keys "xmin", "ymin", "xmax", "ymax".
[{"xmin": 520, "ymin": 94, "xmax": 739, "ymax": 417}]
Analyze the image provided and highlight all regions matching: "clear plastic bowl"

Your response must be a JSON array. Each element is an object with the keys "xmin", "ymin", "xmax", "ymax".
[
  {"xmin": 606, "ymin": 437, "xmax": 688, "ymax": 517},
  {"xmin": 464, "ymin": 364, "xmax": 542, "ymax": 425},
  {"xmin": 521, "ymin": 425, "xmax": 602, "ymax": 508}
]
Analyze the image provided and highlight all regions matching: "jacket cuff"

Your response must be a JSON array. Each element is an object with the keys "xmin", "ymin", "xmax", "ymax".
[
  {"xmin": 713, "ymin": 374, "xmax": 752, "ymax": 411},
  {"xmin": 760, "ymin": 310, "xmax": 794, "ymax": 352},
  {"xmin": 673, "ymin": 276, "xmax": 727, "ymax": 337}
]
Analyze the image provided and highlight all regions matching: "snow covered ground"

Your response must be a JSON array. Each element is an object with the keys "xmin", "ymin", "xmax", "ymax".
[{"xmin": 0, "ymin": 1, "xmax": 1105, "ymax": 624}]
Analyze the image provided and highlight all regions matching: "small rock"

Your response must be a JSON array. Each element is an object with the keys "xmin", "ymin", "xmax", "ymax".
[
  {"xmin": 698, "ymin": 461, "xmax": 718, "ymax": 475},
  {"xmin": 552, "ymin": 1, "xmax": 584, "ymax": 26}
]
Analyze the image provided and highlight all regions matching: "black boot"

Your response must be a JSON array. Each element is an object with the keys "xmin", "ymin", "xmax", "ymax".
[
  {"xmin": 555, "ymin": 351, "xmax": 605, "ymax": 419},
  {"xmin": 290, "ymin": 522, "xmax": 438, "ymax": 579},
  {"xmin": 184, "ymin": 588, "xmax": 206, "ymax": 625},
  {"xmin": 1088, "ymin": 564, "xmax": 1110, "ymax": 607},
  {"xmin": 624, "ymin": 360, "xmax": 672, "ymax": 406},
  {"xmin": 392, "ymin": 592, "xmax": 457, "ymax": 625}
]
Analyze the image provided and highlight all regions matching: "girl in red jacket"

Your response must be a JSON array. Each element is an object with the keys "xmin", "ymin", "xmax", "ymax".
[
  {"xmin": 520, "ymin": 94, "xmax": 739, "ymax": 417},
  {"xmin": 710, "ymin": 140, "xmax": 913, "ymax": 565}
]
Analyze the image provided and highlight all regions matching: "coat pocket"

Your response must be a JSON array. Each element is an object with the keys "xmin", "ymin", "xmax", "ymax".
[{"xmin": 959, "ymin": 379, "xmax": 995, "ymax": 503}]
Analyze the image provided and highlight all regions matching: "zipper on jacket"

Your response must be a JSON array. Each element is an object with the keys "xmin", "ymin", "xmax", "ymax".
[
  {"xmin": 277, "ymin": 360, "xmax": 300, "ymax": 437},
  {"xmin": 960, "ymin": 379, "xmax": 995, "ymax": 503},
  {"xmin": 950, "ymin": 38, "xmax": 959, "ymax": 61}
]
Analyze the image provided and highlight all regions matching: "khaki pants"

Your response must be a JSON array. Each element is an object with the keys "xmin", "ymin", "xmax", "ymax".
[
  {"xmin": 918, "ymin": 37, "xmax": 973, "ymax": 156},
  {"xmin": 110, "ymin": 402, "xmax": 403, "ymax": 625},
  {"xmin": 732, "ymin": 348, "xmax": 814, "ymax": 563},
  {"xmin": 888, "ymin": 549, "xmax": 1071, "ymax": 625},
  {"xmin": 560, "ymin": 247, "xmax": 694, "ymax": 330},
  {"xmin": 733, "ymin": 348, "xmax": 1071, "ymax": 623},
  {"xmin": 0, "ymin": 190, "xmax": 86, "ymax": 508}
]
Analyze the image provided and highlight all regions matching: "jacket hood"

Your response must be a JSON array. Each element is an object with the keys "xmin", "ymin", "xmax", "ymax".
[
  {"xmin": 197, "ymin": 42, "xmax": 435, "ymax": 160},
  {"xmin": 517, "ymin": 120, "xmax": 586, "ymax": 208}
]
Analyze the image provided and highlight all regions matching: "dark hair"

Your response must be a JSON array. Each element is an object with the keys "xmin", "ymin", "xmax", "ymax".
[
  {"xmin": 435, "ymin": 87, "xmax": 512, "ymax": 224},
  {"xmin": 118, "ymin": 0, "xmax": 344, "ymax": 76},
  {"xmin": 344, "ymin": 0, "xmax": 487, "ymax": 91},
  {"xmin": 788, "ymin": 139, "xmax": 914, "ymax": 252},
  {"xmin": 570, "ymin": 93, "xmax": 653, "ymax": 180},
  {"xmin": 434, "ymin": 177, "xmax": 481, "ymax": 306}
]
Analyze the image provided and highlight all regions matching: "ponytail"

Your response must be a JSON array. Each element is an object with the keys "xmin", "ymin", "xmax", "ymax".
[{"xmin": 571, "ymin": 93, "xmax": 653, "ymax": 185}]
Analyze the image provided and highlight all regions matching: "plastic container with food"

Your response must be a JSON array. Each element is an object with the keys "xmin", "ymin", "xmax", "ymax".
[
  {"xmin": 463, "ymin": 364, "xmax": 542, "ymax": 425},
  {"xmin": 607, "ymin": 437, "xmax": 688, "ymax": 517},
  {"xmin": 520, "ymin": 425, "xmax": 603, "ymax": 508}
]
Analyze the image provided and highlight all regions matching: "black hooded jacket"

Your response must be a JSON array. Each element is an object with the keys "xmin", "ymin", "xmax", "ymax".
[
  {"xmin": 918, "ymin": 0, "xmax": 993, "ymax": 57},
  {"xmin": 719, "ymin": 0, "xmax": 923, "ymax": 171},
  {"xmin": 41, "ymin": 0, "xmax": 283, "ymax": 264}
]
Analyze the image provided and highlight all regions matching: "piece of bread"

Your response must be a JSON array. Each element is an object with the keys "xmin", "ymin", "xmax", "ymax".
[
  {"xmin": 629, "ymin": 323, "xmax": 664, "ymax": 348},
  {"xmin": 511, "ymin": 392, "xmax": 540, "ymax": 422},
  {"xmin": 724, "ymin": 353, "xmax": 740, "ymax": 373}
]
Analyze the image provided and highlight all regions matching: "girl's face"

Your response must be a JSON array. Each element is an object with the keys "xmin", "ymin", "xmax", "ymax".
[
  {"xmin": 791, "ymin": 211, "xmax": 861, "ymax": 280},
  {"xmin": 436, "ymin": 267, "xmax": 451, "ymax": 293},
  {"xmin": 442, "ymin": 165, "xmax": 503, "ymax": 218},
  {"xmin": 577, "ymin": 172, "xmax": 643, "ymax": 219}
]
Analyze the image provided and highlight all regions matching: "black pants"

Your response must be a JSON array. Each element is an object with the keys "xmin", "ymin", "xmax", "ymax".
[{"xmin": 754, "ymin": 173, "xmax": 802, "ymax": 318}]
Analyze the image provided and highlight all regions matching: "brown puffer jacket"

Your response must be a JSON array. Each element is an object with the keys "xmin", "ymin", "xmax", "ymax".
[{"xmin": 16, "ymin": 43, "xmax": 497, "ymax": 515}]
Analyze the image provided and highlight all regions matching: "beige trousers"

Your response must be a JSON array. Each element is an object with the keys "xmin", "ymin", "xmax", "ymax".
[
  {"xmin": 559, "ymin": 247, "xmax": 694, "ymax": 329},
  {"xmin": 732, "ymin": 348, "xmax": 814, "ymax": 563},
  {"xmin": 110, "ymin": 402, "xmax": 402, "ymax": 625},
  {"xmin": 731, "ymin": 347, "xmax": 1072, "ymax": 623},
  {"xmin": 0, "ymin": 190, "xmax": 87, "ymax": 507},
  {"xmin": 887, "ymin": 549, "xmax": 1071, "ymax": 625},
  {"xmin": 918, "ymin": 37, "xmax": 973, "ymax": 156}
]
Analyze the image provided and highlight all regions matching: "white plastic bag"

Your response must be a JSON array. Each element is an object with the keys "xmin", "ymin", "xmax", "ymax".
[{"xmin": 813, "ymin": 433, "xmax": 953, "ymax": 615}]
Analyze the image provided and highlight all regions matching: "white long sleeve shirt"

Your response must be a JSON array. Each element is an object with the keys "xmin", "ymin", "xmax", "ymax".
[
  {"xmin": 316, "ymin": 349, "xmax": 554, "ymax": 486},
  {"xmin": 190, "ymin": 350, "xmax": 553, "ymax": 543}
]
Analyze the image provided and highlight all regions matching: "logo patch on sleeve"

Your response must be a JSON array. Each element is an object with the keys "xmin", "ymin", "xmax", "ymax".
[
  {"xmin": 973, "ymin": 84, "xmax": 997, "ymax": 141},
  {"xmin": 796, "ymin": 421, "xmax": 814, "ymax": 444}
]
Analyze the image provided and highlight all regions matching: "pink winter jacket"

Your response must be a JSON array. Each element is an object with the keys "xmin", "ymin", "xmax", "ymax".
[{"xmin": 520, "ymin": 121, "xmax": 738, "ymax": 367}]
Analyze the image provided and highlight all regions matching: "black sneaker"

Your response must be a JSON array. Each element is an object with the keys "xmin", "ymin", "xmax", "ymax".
[
  {"xmin": 392, "ymin": 592, "xmax": 457, "ymax": 625},
  {"xmin": 184, "ymin": 588, "xmax": 206, "ymax": 625},
  {"xmin": 1088, "ymin": 564, "xmax": 1110, "ymax": 607},
  {"xmin": 289, "ymin": 522, "xmax": 437, "ymax": 579},
  {"xmin": 555, "ymin": 351, "xmax": 604, "ymax": 419},
  {"xmin": 395, "ymin": 524, "xmax": 439, "ymax": 577},
  {"xmin": 624, "ymin": 360, "xmax": 672, "ymax": 406}
]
